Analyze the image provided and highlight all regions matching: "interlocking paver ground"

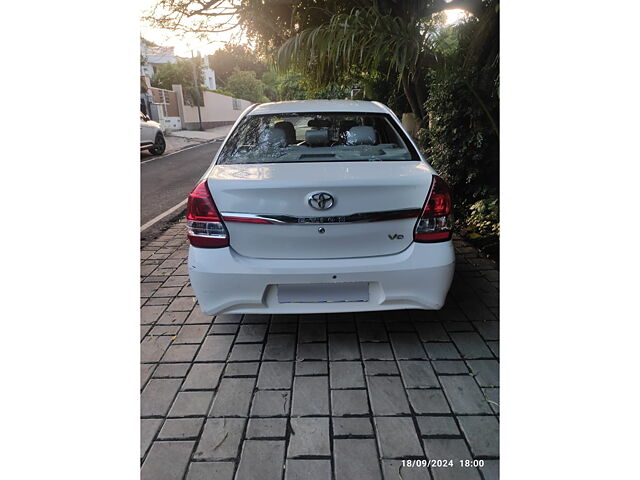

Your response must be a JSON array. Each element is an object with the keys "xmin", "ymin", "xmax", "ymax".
[{"xmin": 140, "ymin": 220, "xmax": 499, "ymax": 479}]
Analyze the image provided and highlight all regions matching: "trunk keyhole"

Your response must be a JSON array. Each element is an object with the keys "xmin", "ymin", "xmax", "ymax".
[{"xmin": 318, "ymin": 227, "xmax": 325, "ymax": 234}]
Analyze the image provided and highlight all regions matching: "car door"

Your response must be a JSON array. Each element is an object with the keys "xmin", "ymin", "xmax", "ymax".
[{"xmin": 140, "ymin": 113, "xmax": 155, "ymax": 145}]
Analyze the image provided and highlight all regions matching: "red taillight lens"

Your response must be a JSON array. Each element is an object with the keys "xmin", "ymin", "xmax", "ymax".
[
  {"xmin": 186, "ymin": 181, "xmax": 229, "ymax": 248},
  {"xmin": 414, "ymin": 175, "xmax": 453, "ymax": 243}
]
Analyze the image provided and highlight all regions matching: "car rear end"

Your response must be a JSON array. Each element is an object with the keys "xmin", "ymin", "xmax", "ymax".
[{"xmin": 187, "ymin": 101, "xmax": 455, "ymax": 315}]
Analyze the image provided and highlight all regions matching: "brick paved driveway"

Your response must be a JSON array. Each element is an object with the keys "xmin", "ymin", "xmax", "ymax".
[{"xmin": 141, "ymin": 220, "xmax": 499, "ymax": 480}]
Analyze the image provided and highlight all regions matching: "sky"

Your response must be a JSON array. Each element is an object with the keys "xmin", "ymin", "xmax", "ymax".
[{"xmin": 140, "ymin": 1, "xmax": 469, "ymax": 57}]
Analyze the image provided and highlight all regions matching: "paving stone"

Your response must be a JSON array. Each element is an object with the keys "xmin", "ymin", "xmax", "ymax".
[
  {"xmin": 439, "ymin": 376, "xmax": 492, "ymax": 414},
  {"xmin": 288, "ymin": 417, "xmax": 331, "ymax": 457},
  {"xmin": 193, "ymin": 418, "xmax": 246, "ymax": 461},
  {"xmin": 141, "ymin": 440, "xmax": 195, "ymax": 480},
  {"xmin": 158, "ymin": 418, "xmax": 204, "ymax": 440},
  {"xmin": 423, "ymin": 439, "xmax": 481, "ymax": 480},
  {"xmin": 168, "ymin": 391, "xmax": 214, "ymax": 417},
  {"xmin": 182, "ymin": 363, "xmax": 224, "ymax": 390},
  {"xmin": 140, "ymin": 418, "xmax": 163, "ymax": 459},
  {"xmin": 381, "ymin": 459, "xmax": 432, "ymax": 480},
  {"xmin": 458, "ymin": 416, "xmax": 499, "ymax": 457},
  {"xmin": 156, "ymin": 311, "xmax": 189, "ymax": 325},
  {"xmin": 209, "ymin": 323, "xmax": 238, "ymax": 335},
  {"xmin": 209, "ymin": 378, "xmax": 256, "ymax": 416},
  {"xmin": 145, "ymin": 297, "xmax": 172, "ymax": 306},
  {"xmin": 185, "ymin": 462, "xmax": 235, "ymax": 480},
  {"xmin": 141, "ymin": 379, "xmax": 182, "ymax": 416},
  {"xmin": 487, "ymin": 341, "xmax": 499, "ymax": 358},
  {"xmin": 332, "ymin": 417, "xmax": 374, "ymax": 437},
  {"xmin": 141, "ymin": 364, "xmax": 155, "ymax": 389},
  {"xmin": 329, "ymin": 333, "xmax": 361, "ymax": 360},
  {"xmin": 442, "ymin": 320, "xmax": 475, "ymax": 333},
  {"xmin": 229, "ymin": 343, "xmax": 264, "ymax": 361},
  {"xmin": 416, "ymin": 416, "xmax": 460, "ymax": 437},
  {"xmin": 407, "ymin": 390, "xmax": 451, "ymax": 414},
  {"xmin": 141, "ymin": 305, "xmax": 166, "ymax": 325},
  {"xmin": 357, "ymin": 322, "xmax": 388, "ymax": 342},
  {"xmin": 236, "ymin": 324, "xmax": 268, "ymax": 343},
  {"xmin": 153, "ymin": 363, "xmax": 190, "ymax": 378},
  {"xmin": 364, "ymin": 361, "xmax": 399, "ymax": 376},
  {"xmin": 292, "ymin": 376, "xmax": 329, "ymax": 415},
  {"xmin": 141, "ymin": 336, "xmax": 172, "ymax": 363},
  {"xmin": 297, "ymin": 343, "xmax": 328, "ymax": 360},
  {"xmin": 330, "ymin": 361, "xmax": 365, "ymax": 388},
  {"xmin": 242, "ymin": 313, "xmax": 271, "ymax": 324},
  {"xmin": 334, "ymin": 439, "xmax": 382, "ymax": 480},
  {"xmin": 483, "ymin": 388, "xmax": 499, "ymax": 414},
  {"xmin": 214, "ymin": 313, "xmax": 242, "ymax": 324},
  {"xmin": 285, "ymin": 459, "xmax": 332, "ymax": 480},
  {"xmin": 295, "ymin": 361, "xmax": 328, "ymax": 376},
  {"xmin": 374, "ymin": 416, "xmax": 423, "ymax": 458},
  {"xmin": 398, "ymin": 361, "xmax": 439, "ymax": 388},
  {"xmin": 246, "ymin": 418, "xmax": 288, "ymax": 439},
  {"xmin": 458, "ymin": 298, "xmax": 496, "ymax": 322},
  {"xmin": 195, "ymin": 336, "xmax": 233, "ymax": 361},
  {"xmin": 236, "ymin": 440, "xmax": 286, "ymax": 480},
  {"xmin": 153, "ymin": 286, "xmax": 181, "ymax": 298},
  {"xmin": 432, "ymin": 361, "xmax": 469, "ymax": 375},
  {"xmin": 224, "ymin": 362, "xmax": 260, "ymax": 377},
  {"xmin": 479, "ymin": 459, "xmax": 499, "ymax": 480},
  {"xmin": 161, "ymin": 344, "xmax": 199, "ymax": 363},
  {"xmin": 331, "ymin": 389, "xmax": 370, "ymax": 416},
  {"xmin": 270, "ymin": 322, "xmax": 298, "ymax": 333},
  {"xmin": 185, "ymin": 308, "xmax": 216, "ymax": 324},
  {"xmin": 449, "ymin": 332, "xmax": 493, "ymax": 359},
  {"xmin": 258, "ymin": 362, "xmax": 293, "ymax": 389},
  {"xmin": 367, "ymin": 377, "xmax": 411, "ymax": 415},
  {"xmin": 162, "ymin": 275, "xmax": 189, "ymax": 287},
  {"xmin": 361, "ymin": 342, "xmax": 394, "ymax": 360},
  {"xmin": 251, "ymin": 390, "xmax": 291, "ymax": 417},
  {"xmin": 299, "ymin": 323, "xmax": 327, "ymax": 343},
  {"xmin": 472, "ymin": 321, "xmax": 499, "ymax": 341},
  {"xmin": 141, "ymin": 325, "xmax": 151, "ymax": 340},
  {"xmin": 263, "ymin": 334, "xmax": 296, "ymax": 360},
  {"xmin": 167, "ymin": 296, "xmax": 196, "ymax": 312},
  {"xmin": 389, "ymin": 333, "xmax": 427, "ymax": 359},
  {"xmin": 174, "ymin": 325, "xmax": 209, "ymax": 344},
  {"xmin": 424, "ymin": 343, "xmax": 461, "ymax": 360},
  {"xmin": 466, "ymin": 360, "xmax": 499, "ymax": 387},
  {"xmin": 414, "ymin": 322, "xmax": 449, "ymax": 342},
  {"xmin": 149, "ymin": 324, "xmax": 181, "ymax": 336}
]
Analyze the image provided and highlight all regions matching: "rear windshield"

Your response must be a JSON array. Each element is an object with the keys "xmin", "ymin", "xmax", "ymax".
[{"xmin": 217, "ymin": 112, "xmax": 419, "ymax": 165}]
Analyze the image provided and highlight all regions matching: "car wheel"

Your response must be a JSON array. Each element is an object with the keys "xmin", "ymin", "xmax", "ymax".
[{"xmin": 149, "ymin": 133, "xmax": 166, "ymax": 155}]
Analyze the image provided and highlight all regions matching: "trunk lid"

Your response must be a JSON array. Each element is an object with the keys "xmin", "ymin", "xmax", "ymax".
[{"xmin": 207, "ymin": 161, "xmax": 432, "ymax": 259}]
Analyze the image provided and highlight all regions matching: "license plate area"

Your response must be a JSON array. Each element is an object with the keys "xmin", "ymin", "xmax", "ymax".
[{"xmin": 277, "ymin": 282, "xmax": 369, "ymax": 304}]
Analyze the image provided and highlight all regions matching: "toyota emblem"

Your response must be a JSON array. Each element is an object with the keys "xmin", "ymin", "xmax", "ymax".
[{"xmin": 308, "ymin": 192, "xmax": 335, "ymax": 210}]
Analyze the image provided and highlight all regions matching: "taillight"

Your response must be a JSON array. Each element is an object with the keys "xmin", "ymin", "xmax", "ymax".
[
  {"xmin": 414, "ymin": 175, "xmax": 453, "ymax": 243},
  {"xmin": 186, "ymin": 181, "xmax": 229, "ymax": 248}
]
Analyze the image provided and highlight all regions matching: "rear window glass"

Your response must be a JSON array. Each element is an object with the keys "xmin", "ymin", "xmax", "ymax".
[{"xmin": 217, "ymin": 112, "xmax": 419, "ymax": 164}]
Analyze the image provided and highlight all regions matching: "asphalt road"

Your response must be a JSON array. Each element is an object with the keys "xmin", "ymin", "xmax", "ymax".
[{"xmin": 141, "ymin": 141, "xmax": 222, "ymax": 227}]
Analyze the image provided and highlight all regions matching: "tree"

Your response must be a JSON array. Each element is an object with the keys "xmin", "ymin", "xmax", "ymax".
[
  {"xmin": 151, "ymin": 60, "xmax": 203, "ymax": 104},
  {"xmin": 208, "ymin": 43, "xmax": 268, "ymax": 86},
  {"xmin": 223, "ymin": 70, "xmax": 268, "ymax": 103}
]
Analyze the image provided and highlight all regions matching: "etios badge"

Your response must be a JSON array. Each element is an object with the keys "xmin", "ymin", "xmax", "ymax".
[{"xmin": 308, "ymin": 192, "xmax": 335, "ymax": 210}]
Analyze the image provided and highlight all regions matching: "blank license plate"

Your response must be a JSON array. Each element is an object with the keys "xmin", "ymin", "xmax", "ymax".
[{"xmin": 278, "ymin": 282, "xmax": 369, "ymax": 304}]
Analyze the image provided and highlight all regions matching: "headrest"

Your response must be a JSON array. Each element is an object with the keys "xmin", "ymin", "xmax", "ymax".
[
  {"xmin": 308, "ymin": 118, "xmax": 331, "ymax": 128},
  {"xmin": 346, "ymin": 126, "xmax": 376, "ymax": 145},
  {"xmin": 274, "ymin": 121, "xmax": 296, "ymax": 145},
  {"xmin": 339, "ymin": 120, "xmax": 358, "ymax": 133},
  {"xmin": 262, "ymin": 127, "xmax": 287, "ymax": 147},
  {"xmin": 305, "ymin": 129, "xmax": 330, "ymax": 146}
]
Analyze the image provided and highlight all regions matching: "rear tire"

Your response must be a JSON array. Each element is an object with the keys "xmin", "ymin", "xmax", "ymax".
[{"xmin": 149, "ymin": 133, "xmax": 166, "ymax": 155}]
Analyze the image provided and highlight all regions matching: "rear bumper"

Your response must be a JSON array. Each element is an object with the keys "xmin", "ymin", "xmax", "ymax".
[{"xmin": 188, "ymin": 242, "xmax": 455, "ymax": 315}]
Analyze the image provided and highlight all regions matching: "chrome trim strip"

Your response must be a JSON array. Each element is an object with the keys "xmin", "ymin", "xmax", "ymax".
[{"xmin": 221, "ymin": 208, "xmax": 421, "ymax": 225}]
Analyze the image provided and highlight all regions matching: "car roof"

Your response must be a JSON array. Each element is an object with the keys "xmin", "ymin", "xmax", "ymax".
[{"xmin": 248, "ymin": 100, "xmax": 390, "ymax": 116}]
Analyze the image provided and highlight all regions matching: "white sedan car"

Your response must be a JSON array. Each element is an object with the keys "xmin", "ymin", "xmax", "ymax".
[
  {"xmin": 187, "ymin": 100, "xmax": 454, "ymax": 315},
  {"xmin": 140, "ymin": 113, "xmax": 166, "ymax": 155}
]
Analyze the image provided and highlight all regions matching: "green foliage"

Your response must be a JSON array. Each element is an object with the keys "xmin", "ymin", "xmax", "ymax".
[
  {"xmin": 466, "ymin": 197, "xmax": 499, "ymax": 238},
  {"xmin": 224, "ymin": 69, "xmax": 269, "ymax": 103},
  {"xmin": 151, "ymin": 60, "xmax": 202, "ymax": 91},
  {"xmin": 208, "ymin": 44, "xmax": 268, "ymax": 86}
]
